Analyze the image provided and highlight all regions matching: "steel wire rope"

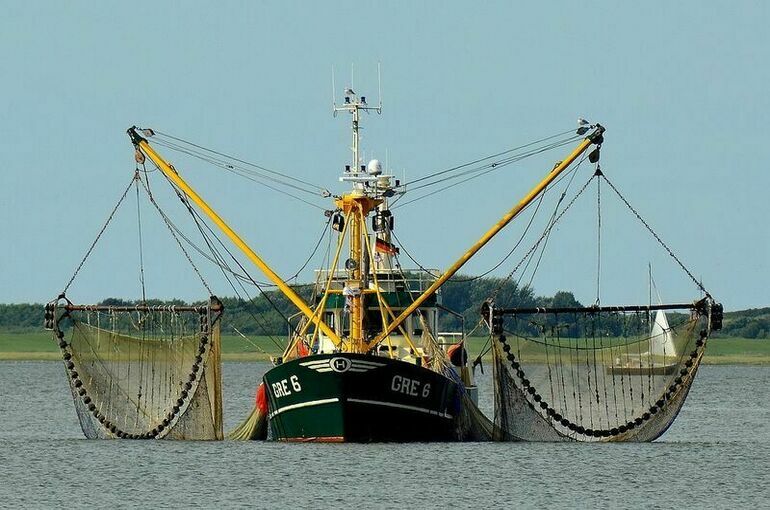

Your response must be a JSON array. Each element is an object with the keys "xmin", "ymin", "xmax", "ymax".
[
  {"xmin": 389, "ymin": 191, "xmax": 545, "ymax": 284},
  {"xmin": 596, "ymin": 169, "xmax": 602, "ymax": 305},
  {"xmin": 404, "ymin": 135, "xmax": 581, "ymax": 193},
  {"xmin": 149, "ymin": 129, "xmax": 328, "ymax": 194},
  {"xmin": 183, "ymin": 196, "xmax": 318, "ymax": 315},
  {"xmin": 531, "ymin": 156, "xmax": 588, "ymax": 287},
  {"xmin": 391, "ymin": 136, "xmax": 582, "ymax": 209},
  {"xmin": 183, "ymin": 207, "xmax": 287, "ymax": 352},
  {"xmin": 514, "ymin": 155, "xmax": 589, "ymax": 293},
  {"xmin": 143, "ymin": 155, "xmax": 331, "ymax": 287},
  {"xmin": 155, "ymin": 172, "xmax": 287, "ymax": 351},
  {"xmin": 136, "ymin": 174, "xmax": 213, "ymax": 295},
  {"xmin": 285, "ymin": 216, "xmax": 334, "ymax": 283},
  {"xmin": 147, "ymin": 138, "xmax": 327, "ymax": 210},
  {"xmin": 490, "ymin": 169, "xmax": 595, "ymax": 302},
  {"xmin": 184, "ymin": 192, "xmax": 335, "ymax": 350},
  {"xmin": 393, "ymin": 156, "xmax": 585, "ymax": 368},
  {"xmin": 138, "ymin": 198, "xmax": 266, "ymax": 287},
  {"xmin": 390, "ymin": 157, "xmax": 585, "ymax": 285},
  {"xmin": 151, "ymin": 137, "xmax": 326, "ymax": 201},
  {"xmin": 396, "ymin": 127, "xmax": 579, "ymax": 189},
  {"xmin": 135, "ymin": 177, "xmax": 147, "ymax": 303}
]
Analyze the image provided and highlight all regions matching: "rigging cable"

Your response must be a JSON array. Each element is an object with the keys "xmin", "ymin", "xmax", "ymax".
[
  {"xmin": 490, "ymin": 169, "xmax": 597, "ymax": 302},
  {"xmin": 145, "ymin": 164, "xmax": 287, "ymax": 350},
  {"xmin": 147, "ymin": 137, "xmax": 327, "ymax": 210},
  {"xmin": 595, "ymin": 166, "xmax": 602, "ymax": 305},
  {"xmin": 162, "ymin": 171, "xmax": 314, "ymax": 348},
  {"xmin": 136, "ymin": 173, "xmax": 213, "ymax": 295},
  {"xmin": 143, "ymin": 155, "xmax": 331, "ymax": 287},
  {"xmin": 522, "ymin": 155, "xmax": 588, "ymax": 290},
  {"xmin": 392, "ymin": 135, "xmax": 582, "ymax": 209},
  {"xmin": 180, "ymin": 197, "xmax": 288, "ymax": 350},
  {"xmin": 135, "ymin": 173, "xmax": 147, "ymax": 303},
  {"xmin": 396, "ymin": 127, "xmax": 578, "ymax": 189},
  {"xmin": 390, "ymin": 154, "xmax": 587, "ymax": 285},
  {"xmin": 150, "ymin": 128, "xmax": 329, "ymax": 195},
  {"xmin": 390, "ymin": 190, "xmax": 545, "ymax": 284},
  {"xmin": 285, "ymin": 215, "xmax": 333, "ymax": 283}
]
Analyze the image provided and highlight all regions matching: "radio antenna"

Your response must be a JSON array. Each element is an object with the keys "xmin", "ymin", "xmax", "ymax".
[
  {"xmin": 377, "ymin": 62, "xmax": 383, "ymax": 113},
  {"xmin": 332, "ymin": 66, "xmax": 337, "ymax": 114}
]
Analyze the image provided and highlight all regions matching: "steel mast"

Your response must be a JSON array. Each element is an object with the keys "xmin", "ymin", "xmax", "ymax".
[{"xmin": 333, "ymin": 85, "xmax": 383, "ymax": 352}]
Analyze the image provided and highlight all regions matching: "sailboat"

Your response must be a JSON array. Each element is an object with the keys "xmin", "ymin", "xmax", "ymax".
[
  {"xmin": 46, "ymin": 83, "xmax": 722, "ymax": 443},
  {"xmin": 607, "ymin": 309, "xmax": 679, "ymax": 376}
]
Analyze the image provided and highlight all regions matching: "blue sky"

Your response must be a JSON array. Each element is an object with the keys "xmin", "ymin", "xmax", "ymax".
[{"xmin": 1, "ymin": 1, "xmax": 767, "ymax": 310}]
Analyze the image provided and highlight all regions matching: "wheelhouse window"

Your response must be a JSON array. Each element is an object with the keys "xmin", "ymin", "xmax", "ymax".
[{"xmin": 323, "ymin": 311, "xmax": 336, "ymax": 334}]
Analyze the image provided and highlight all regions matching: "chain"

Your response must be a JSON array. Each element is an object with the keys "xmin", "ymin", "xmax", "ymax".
[
  {"xmin": 54, "ymin": 311, "xmax": 216, "ymax": 439},
  {"xmin": 600, "ymin": 173, "xmax": 709, "ymax": 297},
  {"xmin": 62, "ymin": 174, "xmax": 137, "ymax": 294}
]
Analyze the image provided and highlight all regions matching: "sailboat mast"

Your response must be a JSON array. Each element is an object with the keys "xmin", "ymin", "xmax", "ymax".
[{"xmin": 648, "ymin": 262, "xmax": 653, "ymax": 326}]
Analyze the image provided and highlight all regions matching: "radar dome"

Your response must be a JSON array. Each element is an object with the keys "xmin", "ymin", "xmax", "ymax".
[{"xmin": 367, "ymin": 159, "xmax": 382, "ymax": 176}]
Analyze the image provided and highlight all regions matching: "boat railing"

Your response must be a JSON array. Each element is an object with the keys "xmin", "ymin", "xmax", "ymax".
[{"xmin": 315, "ymin": 268, "xmax": 440, "ymax": 293}]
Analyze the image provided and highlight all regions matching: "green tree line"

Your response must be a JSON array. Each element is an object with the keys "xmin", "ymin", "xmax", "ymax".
[{"xmin": 4, "ymin": 277, "xmax": 768, "ymax": 338}]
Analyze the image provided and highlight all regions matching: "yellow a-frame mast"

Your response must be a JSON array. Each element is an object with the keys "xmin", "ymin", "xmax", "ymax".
[
  {"xmin": 128, "ymin": 121, "xmax": 603, "ymax": 355},
  {"xmin": 128, "ymin": 127, "xmax": 343, "ymax": 346}
]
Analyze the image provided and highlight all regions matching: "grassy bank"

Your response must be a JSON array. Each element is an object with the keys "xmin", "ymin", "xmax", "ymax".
[{"xmin": 3, "ymin": 331, "xmax": 770, "ymax": 364}]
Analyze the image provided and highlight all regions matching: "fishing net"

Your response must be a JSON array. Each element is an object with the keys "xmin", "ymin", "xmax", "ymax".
[
  {"xmin": 490, "ymin": 298, "xmax": 717, "ymax": 441},
  {"xmin": 416, "ymin": 313, "xmax": 501, "ymax": 441},
  {"xmin": 48, "ymin": 297, "xmax": 223, "ymax": 440}
]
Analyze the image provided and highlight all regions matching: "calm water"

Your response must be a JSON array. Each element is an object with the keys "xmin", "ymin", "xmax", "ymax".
[{"xmin": 1, "ymin": 361, "xmax": 768, "ymax": 509}]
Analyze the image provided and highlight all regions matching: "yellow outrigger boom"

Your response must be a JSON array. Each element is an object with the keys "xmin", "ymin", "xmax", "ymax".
[
  {"xmin": 128, "ymin": 124, "xmax": 602, "ymax": 353},
  {"xmin": 369, "ymin": 125, "xmax": 605, "ymax": 348},
  {"xmin": 127, "ymin": 127, "xmax": 343, "ymax": 346}
]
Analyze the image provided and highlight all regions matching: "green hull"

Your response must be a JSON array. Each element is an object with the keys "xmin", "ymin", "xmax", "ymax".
[{"xmin": 263, "ymin": 354, "xmax": 459, "ymax": 442}]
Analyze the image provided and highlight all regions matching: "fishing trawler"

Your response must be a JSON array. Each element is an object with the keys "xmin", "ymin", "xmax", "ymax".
[{"xmin": 47, "ymin": 82, "xmax": 722, "ymax": 443}]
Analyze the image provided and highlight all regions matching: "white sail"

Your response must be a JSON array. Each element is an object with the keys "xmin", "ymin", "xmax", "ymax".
[{"xmin": 649, "ymin": 310, "xmax": 676, "ymax": 358}]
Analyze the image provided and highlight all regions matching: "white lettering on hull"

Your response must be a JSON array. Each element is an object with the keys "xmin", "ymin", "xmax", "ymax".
[
  {"xmin": 271, "ymin": 375, "xmax": 302, "ymax": 398},
  {"xmin": 391, "ymin": 375, "xmax": 431, "ymax": 398}
]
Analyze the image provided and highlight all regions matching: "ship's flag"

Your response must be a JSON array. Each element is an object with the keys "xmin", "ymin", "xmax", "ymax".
[{"xmin": 375, "ymin": 238, "xmax": 399, "ymax": 255}]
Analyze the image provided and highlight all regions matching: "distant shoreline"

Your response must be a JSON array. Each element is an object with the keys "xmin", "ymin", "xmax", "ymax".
[
  {"xmin": 2, "ymin": 352, "xmax": 769, "ymax": 365},
  {"xmin": 4, "ymin": 332, "xmax": 769, "ymax": 364}
]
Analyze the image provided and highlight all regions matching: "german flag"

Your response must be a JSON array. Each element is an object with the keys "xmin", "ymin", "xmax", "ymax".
[{"xmin": 375, "ymin": 238, "xmax": 399, "ymax": 255}]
